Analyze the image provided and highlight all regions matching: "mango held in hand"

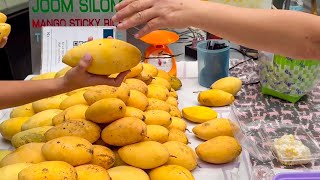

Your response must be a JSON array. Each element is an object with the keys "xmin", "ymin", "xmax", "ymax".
[
  {"xmin": 192, "ymin": 118, "xmax": 234, "ymax": 140},
  {"xmin": 195, "ymin": 136, "xmax": 242, "ymax": 164},
  {"xmin": 211, "ymin": 76, "xmax": 242, "ymax": 96},
  {"xmin": 62, "ymin": 39, "xmax": 141, "ymax": 75},
  {"xmin": 198, "ymin": 89, "xmax": 235, "ymax": 107},
  {"xmin": 149, "ymin": 165, "xmax": 195, "ymax": 180},
  {"xmin": 0, "ymin": 23, "xmax": 11, "ymax": 40},
  {"xmin": 0, "ymin": 13, "xmax": 7, "ymax": 23}
]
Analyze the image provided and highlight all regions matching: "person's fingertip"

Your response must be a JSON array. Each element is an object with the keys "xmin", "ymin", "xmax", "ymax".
[{"xmin": 84, "ymin": 54, "xmax": 92, "ymax": 61}]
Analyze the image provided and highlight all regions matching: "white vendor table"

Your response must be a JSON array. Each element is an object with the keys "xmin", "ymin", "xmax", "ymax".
[{"xmin": 0, "ymin": 61, "xmax": 313, "ymax": 180}]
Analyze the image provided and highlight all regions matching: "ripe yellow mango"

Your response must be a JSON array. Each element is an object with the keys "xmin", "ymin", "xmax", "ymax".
[
  {"xmin": 55, "ymin": 66, "xmax": 71, "ymax": 78},
  {"xmin": 169, "ymin": 88, "xmax": 178, "ymax": 99},
  {"xmin": 196, "ymin": 136, "xmax": 242, "ymax": 164},
  {"xmin": 144, "ymin": 125, "xmax": 169, "ymax": 143},
  {"xmin": 11, "ymin": 126, "xmax": 53, "ymax": 148},
  {"xmin": 168, "ymin": 129, "xmax": 188, "ymax": 144},
  {"xmin": 76, "ymin": 164, "xmax": 111, "ymax": 180},
  {"xmin": 143, "ymin": 63, "xmax": 158, "ymax": 77},
  {"xmin": 84, "ymin": 83, "xmax": 130, "ymax": 105},
  {"xmin": 52, "ymin": 104, "xmax": 88, "ymax": 125},
  {"xmin": 168, "ymin": 117, "xmax": 187, "ymax": 131},
  {"xmin": 192, "ymin": 118, "xmax": 234, "ymax": 140},
  {"xmin": 147, "ymin": 84, "xmax": 169, "ymax": 101},
  {"xmin": 0, "ymin": 13, "xmax": 7, "ymax": 23},
  {"xmin": 136, "ymin": 70, "xmax": 153, "ymax": 85},
  {"xmin": 42, "ymin": 136, "xmax": 94, "ymax": 166},
  {"xmin": 149, "ymin": 165, "xmax": 194, "ymax": 180},
  {"xmin": 10, "ymin": 103, "xmax": 35, "ymax": 118},
  {"xmin": 60, "ymin": 90, "xmax": 88, "ymax": 109},
  {"xmin": 32, "ymin": 94, "xmax": 69, "ymax": 113},
  {"xmin": 144, "ymin": 110, "xmax": 172, "ymax": 127},
  {"xmin": 118, "ymin": 141, "xmax": 169, "ymax": 169},
  {"xmin": 126, "ymin": 90, "xmax": 149, "ymax": 111},
  {"xmin": 125, "ymin": 78, "xmax": 148, "ymax": 94},
  {"xmin": 169, "ymin": 105, "xmax": 182, "ymax": 118},
  {"xmin": 101, "ymin": 117, "xmax": 147, "ymax": 146},
  {"xmin": 166, "ymin": 96, "xmax": 178, "ymax": 107},
  {"xmin": 0, "ymin": 150, "xmax": 12, "ymax": 162},
  {"xmin": 147, "ymin": 98, "xmax": 170, "ymax": 112},
  {"xmin": 0, "ymin": 163, "xmax": 32, "ymax": 180},
  {"xmin": 0, "ymin": 117, "xmax": 30, "ymax": 140},
  {"xmin": 18, "ymin": 161, "xmax": 77, "ymax": 180},
  {"xmin": 157, "ymin": 69, "xmax": 171, "ymax": 82},
  {"xmin": 86, "ymin": 98, "xmax": 126, "ymax": 123},
  {"xmin": 31, "ymin": 72, "xmax": 56, "ymax": 80},
  {"xmin": 45, "ymin": 120, "xmax": 101, "ymax": 143},
  {"xmin": 21, "ymin": 109, "xmax": 62, "ymax": 130},
  {"xmin": 124, "ymin": 106, "xmax": 145, "ymax": 120},
  {"xmin": 182, "ymin": 106, "xmax": 217, "ymax": 123},
  {"xmin": 126, "ymin": 63, "xmax": 143, "ymax": 78},
  {"xmin": 0, "ymin": 143, "xmax": 46, "ymax": 167},
  {"xmin": 170, "ymin": 76, "xmax": 182, "ymax": 91},
  {"xmin": 211, "ymin": 76, "xmax": 242, "ymax": 96},
  {"xmin": 66, "ymin": 87, "xmax": 91, "ymax": 96},
  {"xmin": 198, "ymin": 89, "xmax": 235, "ymax": 107},
  {"xmin": 0, "ymin": 23, "xmax": 11, "ymax": 41},
  {"xmin": 151, "ymin": 77, "xmax": 171, "ymax": 90},
  {"xmin": 90, "ymin": 145, "xmax": 115, "ymax": 170},
  {"xmin": 107, "ymin": 166, "xmax": 150, "ymax": 180},
  {"xmin": 62, "ymin": 39, "xmax": 141, "ymax": 75},
  {"xmin": 163, "ymin": 141, "xmax": 197, "ymax": 170}
]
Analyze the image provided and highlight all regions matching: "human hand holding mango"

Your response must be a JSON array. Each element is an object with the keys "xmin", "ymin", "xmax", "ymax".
[
  {"xmin": 62, "ymin": 53, "xmax": 131, "ymax": 89},
  {"xmin": 0, "ymin": 36, "xmax": 134, "ymax": 109}
]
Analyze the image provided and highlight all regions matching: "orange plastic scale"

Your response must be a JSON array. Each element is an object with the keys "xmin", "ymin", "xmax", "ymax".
[{"xmin": 140, "ymin": 30, "xmax": 179, "ymax": 76}]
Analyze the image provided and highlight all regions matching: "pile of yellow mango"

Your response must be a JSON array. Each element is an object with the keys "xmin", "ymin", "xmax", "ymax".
[{"xmin": 0, "ymin": 38, "xmax": 243, "ymax": 180}]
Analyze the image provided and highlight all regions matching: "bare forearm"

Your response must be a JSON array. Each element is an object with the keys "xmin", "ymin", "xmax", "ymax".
[
  {"xmin": 192, "ymin": 2, "xmax": 320, "ymax": 59},
  {"xmin": 0, "ymin": 78, "xmax": 71, "ymax": 109}
]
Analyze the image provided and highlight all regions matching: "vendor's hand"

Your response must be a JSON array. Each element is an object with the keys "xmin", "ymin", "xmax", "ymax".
[
  {"xmin": 0, "ymin": 37, "xmax": 8, "ymax": 48},
  {"xmin": 62, "ymin": 36, "xmax": 130, "ymax": 89},
  {"xmin": 112, "ymin": 0, "xmax": 196, "ymax": 38}
]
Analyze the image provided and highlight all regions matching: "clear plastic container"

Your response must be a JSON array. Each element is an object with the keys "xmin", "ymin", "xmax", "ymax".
[
  {"xmin": 230, "ymin": 108, "xmax": 320, "ymax": 165},
  {"xmin": 260, "ymin": 124, "xmax": 320, "ymax": 166}
]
